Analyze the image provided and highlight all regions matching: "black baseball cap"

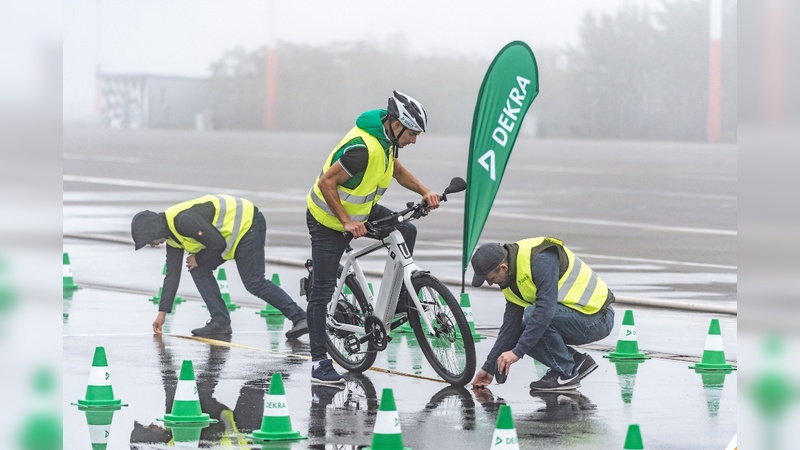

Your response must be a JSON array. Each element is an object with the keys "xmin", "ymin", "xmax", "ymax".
[{"xmin": 470, "ymin": 243, "xmax": 505, "ymax": 287}]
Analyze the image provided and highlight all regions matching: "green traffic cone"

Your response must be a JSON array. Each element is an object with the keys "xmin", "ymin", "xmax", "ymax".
[
  {"xmin": 63, "ymin": 252, "xmax": 79, "ymax": 291},
  {"xmin": 73, "ymin": 347, "xmax": 126, "ymax": 410},
  {"xmin": 162, "ymin": 360, "xmax": 215, "ymax": 425},
  {"xmin": 623, "ymin": 424, "xmax": 644, "ymax": 449},
  {"xmin": 604, "ymin": 310, "xmax": 650, "ymax": 361},
  {"xmin": 406, "ymin": 335, "xmax": 424, "ymax": 375},
  {"xmin": 217, "ymin": 268, "xmax": 240, "ymax": 311},
  {"xmin": 700, "ymin": 372, "xmax": 728, "ymax": 417},
  {"xmin": 249, "ymin": 373, "xmax": 307, "ymax": 441},
  {"xmin": 151, "ymin": 264, "xmax": 184, "ymax": 304},
  {"xmin": 365, "ymin": 388, "xmax": 411, "ymax": 450},
  {"xmin": 63, "ymin": 296, "xmax": 73, "ymax": 323},
  {"xmin": 613, "ymin": 360, "xmax": 644, "ymax": 404},
  {"xmin": 456, "ymin": 292, "xmax": 485, "ymax": 341},
  {"xmin": 689, "ymin": 319, "xmax": 736, "ymax": 372},
  {"xmin": 490, "ymin": 404, "xmax": 519, "ymax": 449},
  {"xmin": 258, "ymin": 274, "xmax": 284, "ymax": 317},
  {"xmin": 84, "ymin": 409, "xmax": 116, "ymax": 450},
  {"xmin": 166, "ymin": 421, "xmax": 206, "ymax": 448},
  {"xmin": 265, "ymin": 314, "xmax": 286, "ymax": 331}
]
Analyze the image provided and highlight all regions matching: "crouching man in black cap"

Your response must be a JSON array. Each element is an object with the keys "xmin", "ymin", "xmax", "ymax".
[
  {"xmin": 470, "ymin": 237, "xmax": 615, "ymax": 392},
  {"xmin": 131, "ymin": 194, "xmax": 308, "ymax": 339}
]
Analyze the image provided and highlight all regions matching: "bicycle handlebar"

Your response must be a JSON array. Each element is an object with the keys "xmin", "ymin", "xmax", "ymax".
[{"xmin": 342, "ymin": 176, "xmax": 466, "ymax": 240}]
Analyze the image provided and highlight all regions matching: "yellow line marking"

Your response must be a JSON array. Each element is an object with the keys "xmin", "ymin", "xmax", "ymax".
[{"xmin": 177, "ymin": 335, "xmax": 448, "ymax": 383}]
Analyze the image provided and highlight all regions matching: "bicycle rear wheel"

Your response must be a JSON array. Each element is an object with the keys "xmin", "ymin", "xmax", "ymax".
[
  {"xmin": 324, "ymin": 275, "xmax": 377, "ymax": 372},
  {"xmin": 408, "ymin": 274, "xmax": 476, "ymax": 386}
]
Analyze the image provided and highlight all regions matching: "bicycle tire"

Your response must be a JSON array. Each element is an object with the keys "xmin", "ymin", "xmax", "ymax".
[
  {"xmin": 408, "ymin": 274, "xmax": 476, "ymax": 386},
  {"xmin": 324, "ymin": 275, "xmax": 377, "ymax": 372}
]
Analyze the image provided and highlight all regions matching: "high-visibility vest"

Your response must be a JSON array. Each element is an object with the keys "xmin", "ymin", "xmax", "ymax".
[
  {"xmin": 306, "ymin": 126, "xmax": 394, "ymax": 232},
  {"xmin": 165, "ymin": 194, "xmax": 254, "ymax": 260},
  {"xmin": 502, "ymin": 237, "xmax": 610, "ymax": 314}
]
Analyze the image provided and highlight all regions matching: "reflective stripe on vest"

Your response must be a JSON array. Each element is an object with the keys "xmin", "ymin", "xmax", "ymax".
[
  {"xmin": 502, "ymin": 237, "xmax": 609, "ymax": 314},
  {"xmin": 165, "ymin": 194, "xmax": 254, "ymax": 260},
  {"xmin": 306, "ymin": 126, "xmax": 393, "ymax": 232}
]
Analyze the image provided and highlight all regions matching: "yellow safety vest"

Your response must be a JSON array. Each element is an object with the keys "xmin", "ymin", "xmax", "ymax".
[
  {"xmin": 306, "ymin": 126, "xmax": 394, "ymax": 232},
  {"xmin": 502, "ymin": 237, "xmax": 610, "ymax": 315},
  {"xmin": 164, "ymin": 194, "xmax": 254, "ymax": 260}
]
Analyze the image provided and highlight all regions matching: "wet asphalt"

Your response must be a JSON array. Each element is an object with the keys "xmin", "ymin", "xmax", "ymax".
[{"xmin": 63, "ymin": 127, "xmax": 736, "ymax": 449}]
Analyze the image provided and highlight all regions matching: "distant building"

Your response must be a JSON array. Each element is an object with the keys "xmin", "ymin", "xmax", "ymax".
[{"xmin": 98, "ymin": 74, "xmax": 213, "ymax": 130}]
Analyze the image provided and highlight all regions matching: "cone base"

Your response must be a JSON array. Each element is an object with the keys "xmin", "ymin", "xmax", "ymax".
[
  {"xmin": 258, "ymin": 309, "xmax": 284, "ymax": 317},
  {"xmin": 604, "ymin": 353, "xmax": 650, "ymax": 361},
  {"xmin": 63, "ymin": 285, "xmax": 80, "ymax": 291},
  {"xmin": 74, "ymin": 400, "xmax": 125, "ymax": 411},
  {"xmin": 689, "ymin": 364, "xmax": 736, "ymax": 372},
  {"xmin": 226, "ymin": 304, "xmax": 241, "ymax": 311},
  {"xmin": 163, "ymin": 413, "xmax": 213, "ymax": 425},
  {"xmin": 249, "ymin": 430, "xmax": 308, "ymax": 441}
]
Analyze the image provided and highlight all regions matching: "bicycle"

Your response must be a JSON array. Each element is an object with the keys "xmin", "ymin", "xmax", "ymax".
[{"xmin": 301, "ymin": 177, "xmax": 476, "ymax": 386}]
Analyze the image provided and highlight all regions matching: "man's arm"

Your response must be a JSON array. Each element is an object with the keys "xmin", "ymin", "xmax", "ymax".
[
  {"xmin": 481, "ymin": 301, "xmax": 525, "ymax": 374},
  {"xmin": 392, "ymin": 159, "xmax": 440, "ymax": 209},
  {"xmin": 158, "ymin": 245, "xmax": 184, "ymax": 314},
  {"xmin": 317, "ymin": 162, "xmax": 368, "ymax": 237},
  {"xmin": 173, "ymin": 206, "xmax": 225, "ymax": 268},
  {"xmin": 510, "ymin": 247, "xmax": 560, "ymax": 358}
]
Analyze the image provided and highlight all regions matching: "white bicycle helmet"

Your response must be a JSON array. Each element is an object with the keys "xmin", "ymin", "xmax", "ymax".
[{"xmin": 387, "ymin": 91, "xmax": 428, "ymax": 133}]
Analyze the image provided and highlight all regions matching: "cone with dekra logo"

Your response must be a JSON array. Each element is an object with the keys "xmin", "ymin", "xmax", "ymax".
[
  {"xmin": 623, "ymin": 424, "xmax": 644, "ymax": 449},
  {"xmin": 84, "ymin": 409, "xmax": 116, "ymax": 450},
  {"xmin": 365, "ymin": 388, "xmax": 411, "ymax": 450},
  {"xmin": 248, "ymin": 372, "xmax": 306, "ymax": 441},
  {"xmin": 72, "ymin": 346, "xmax": 127, "ymax": 411},
  {"xmin": 257, "ymin": 273, "xmax": 285, "ymax": 317},
  {"xmin": 689, "ymin": 318, "xmax": 736, "ymax": 372},
  {"xmin": 160, "ymin": 360, "xmax": 216, "ymax": 429},
  {"xmin": 490, "ymin": 404, "xmax": 519, "ymax": 449},
  {"xmin": 604, "ymin": 310, "xmax": 650, "ymax": 361},
  {"xmin": 216, "ymin": 268, "xmax": 240, "ymax": 311},
  {"xmin": 612, "ymin": 360, "xmax": 644, "ymax": 404},
  {"xmin": 457, "ymin": 292, "xmax": 485, "ymax": 341},
  {"xmin": 63, "ymin": 252, "xmax": 80, "ymax": 291}
]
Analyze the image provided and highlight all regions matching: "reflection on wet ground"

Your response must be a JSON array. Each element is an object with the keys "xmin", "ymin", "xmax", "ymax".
[{"xmin": 64, "ymin": 278, "xmax": 736, "ymax": 449}]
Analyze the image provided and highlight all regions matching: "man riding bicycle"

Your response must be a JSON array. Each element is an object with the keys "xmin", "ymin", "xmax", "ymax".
[{"xmin": 305, "ymin": 91, "xmax": 440, "ymax": 385}]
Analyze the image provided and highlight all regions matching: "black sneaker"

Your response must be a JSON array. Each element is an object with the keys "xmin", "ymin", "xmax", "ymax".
[
  {"xmin": 529, "ymin": 369, "xmax": 581, "ymax": 392},
  {"xmin": 285, "ymin": 318, "xmax": 308, "ymax": 339},
  {"xmin": 311, "ymin": 384, "xmax": 345, "ymax": 407},
  {"xmin": 573, "ymin": 352, "xmax": 598, "ymax": 380},
  {"xmin": 311, "ymin": 359, "xmax": 345, "ymax": 385},
  {"xmin": 191, "ymin": 319, "xmax": 232, "ymax": 337}
]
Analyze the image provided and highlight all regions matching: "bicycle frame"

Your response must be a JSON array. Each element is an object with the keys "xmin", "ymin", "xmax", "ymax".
[{"xmin": 326, "ymin": 228, "xmax": 436, "ymax": 336}]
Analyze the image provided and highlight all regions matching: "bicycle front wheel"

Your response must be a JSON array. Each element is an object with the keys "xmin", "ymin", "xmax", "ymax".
[
  {"xmin": 324, "ymin": 275, "xmax": 377, "ymax": 372},
  {"xmin": 408, "ymin": 274, "xmax": 476, "ymax": 386}
]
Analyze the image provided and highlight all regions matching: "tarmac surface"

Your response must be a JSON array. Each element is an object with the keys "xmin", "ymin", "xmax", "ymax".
[{"xmin": 63, "ymin": 127, "xmax": 737, "ymax": 449}]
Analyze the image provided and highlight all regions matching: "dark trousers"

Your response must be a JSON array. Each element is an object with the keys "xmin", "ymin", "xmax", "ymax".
[
  {"xmin": 305, "ymin": 205, "xmax": 417, "ymax": 361},
  {"xmin": 193, "ymin": 211, "xmax": 306, "ymax": 325}
]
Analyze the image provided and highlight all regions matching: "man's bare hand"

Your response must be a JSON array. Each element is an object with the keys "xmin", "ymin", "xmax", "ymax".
[
  {"xmin": 343, "ymin": 220, "xmax": 367, "ymax": 239},
  {"xmin": 471, "ymin": 368, "xmax": 494, "ymax": 388},
  {"xmin": 152, "ymin": 311, "xmax": 167, "ymax": 334},
  {"xmin": 423, "ymin": 191, "xmax": 441, "ymax": 210},
  {"xmin": 186, "ymin": 254, "xmax": 198, "ymax": 270}
]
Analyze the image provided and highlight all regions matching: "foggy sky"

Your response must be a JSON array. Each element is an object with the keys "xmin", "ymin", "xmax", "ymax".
[{"xmin": 64, "ymin": 0, "xmax": 654, "ymax": 122}]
